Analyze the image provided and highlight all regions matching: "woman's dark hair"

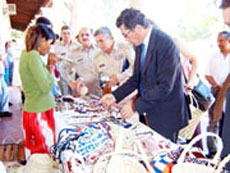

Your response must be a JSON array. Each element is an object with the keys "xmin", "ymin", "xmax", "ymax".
[
  {"xmin": 55, "ymin": 34, "xmax": 60, "ymax": 40},
  {"xmin": 36, "ymin": 16, "xmax": 53, "ymax": 29},
  {"xmin": 25, "ymin": 24, "xmax": 55, "ymax": 51},
  {"xmin": 116, "ymin": 8, "xmax": 150, "ymax": 30}
]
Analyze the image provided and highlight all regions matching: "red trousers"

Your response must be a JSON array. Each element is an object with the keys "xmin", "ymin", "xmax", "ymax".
[{"xmin": 23, "ymin": 108, "xmax": 55, "ymax": 155}]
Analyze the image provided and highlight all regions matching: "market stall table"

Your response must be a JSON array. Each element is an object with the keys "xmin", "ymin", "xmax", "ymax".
[{"xmin": 53, "ymin": 96, "xmax": 177, "ymax": 172}]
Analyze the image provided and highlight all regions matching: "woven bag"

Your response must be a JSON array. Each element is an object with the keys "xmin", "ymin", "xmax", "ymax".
[
  {"xmin": 93, "ymin": 127, "xmax": 154, "ymax": 173},
  {"xmin": 179, "ymin": 94, "xmax": 203, "ymax": 140},
  {"xmin": 216, "ymin": 154, "xmax": 230, "ymax": 173},
  {"xmin": 172, "ymin": 132, "xmax": 223, "ymax": 173}
]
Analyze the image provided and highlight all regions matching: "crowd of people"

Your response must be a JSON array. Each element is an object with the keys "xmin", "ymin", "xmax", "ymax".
[
  {"xmin": 18, "ymin": 12, "xmax": 137, "ymax": 157},
  {"xmin": 0, "ymin": 2, "xmax": 230, "ymax": 171}
]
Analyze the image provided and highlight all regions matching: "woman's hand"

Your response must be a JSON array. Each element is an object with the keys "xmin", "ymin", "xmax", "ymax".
[
  {"xmin": 46, "ymin": 53, "xmax": 57, "ymax": 73},
  {"xmin": 47, "ymin": 53, "xmax": 57, "ymax": 66}
]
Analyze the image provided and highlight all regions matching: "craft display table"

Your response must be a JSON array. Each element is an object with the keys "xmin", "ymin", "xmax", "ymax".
[{"xmin": 53, "ymin": 96, "xmax": 177, "ymax": 172}]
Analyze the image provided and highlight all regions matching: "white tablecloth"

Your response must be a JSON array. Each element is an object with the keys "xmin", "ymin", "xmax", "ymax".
[{"xmin": 53, "ymin": 97, "xmax": 177, "ymax": 172}]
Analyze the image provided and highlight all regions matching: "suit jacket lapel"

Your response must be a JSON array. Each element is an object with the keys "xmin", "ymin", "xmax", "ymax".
[{"xmin": 135, "ymin": 44, "xmax": 142, "ymax": 72}]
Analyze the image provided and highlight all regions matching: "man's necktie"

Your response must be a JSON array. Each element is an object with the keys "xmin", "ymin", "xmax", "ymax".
[
  {"xmin": 140, "ymin": 44, "xmax": 146, "ymax": 71},
  {"xmin": 139, "ymin": 43, "xmax": 146, "ymax": 95},
  {"xmin": 122, "ymin": 58, "xmax": 129, "ymax": 72}
]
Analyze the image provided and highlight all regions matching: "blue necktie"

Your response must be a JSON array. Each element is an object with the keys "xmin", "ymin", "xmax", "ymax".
[
  {"xmin": 138, "ymin": 44, "xmax": 146, "ymax": 95},
  {"xmin": 122, "ymin": 58, "xmax": 129, "ymax": 72},
  {"xmin": 140, "ymin": 44, "xmax": 146, "ymax": 71}
]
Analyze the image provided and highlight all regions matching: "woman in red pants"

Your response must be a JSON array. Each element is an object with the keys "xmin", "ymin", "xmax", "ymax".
[{"xmin": 19, "ymin": 24, "xmax": 57, "ymax": 157}]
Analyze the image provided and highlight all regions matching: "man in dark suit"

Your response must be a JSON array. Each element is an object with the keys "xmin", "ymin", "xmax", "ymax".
[{"xmin": 101, "ymin": 8, "xmax": 189, "ymax": 142}]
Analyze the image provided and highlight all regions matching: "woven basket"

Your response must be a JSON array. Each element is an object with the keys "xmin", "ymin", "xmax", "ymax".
[
  {"xmin": 93, "ymin": 150, "xmax": 148, "ymax": 173},
  {"xmin": 172, "ymin": 132, "xmax": 223, "ymax": 173},
  {"xmin": 93, "ymin": 127, "xmax": 154, "ymax": 173},
  {"xmin": 179, "ymin": 94, "xmax": 203, "ymax": 140},
  {"xmin": 216, "ymin": 154, "xmax": 230, "ymax": 173}
]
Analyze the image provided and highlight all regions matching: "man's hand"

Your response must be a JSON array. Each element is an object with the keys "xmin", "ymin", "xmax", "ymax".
[
  {"xmin": 100, "ymin": 94, "xmax": 116, "ymax": 109},
  {"xmin": 120, "ymin": 101, "xmax": 136, "ymax": 119},
  {"xmin": 108, "ymin": 74, "xmax": 118, "ymax": 86},
  {"xmin": 68, "ymin": 80, "xmax": 77, "ymax": 91},
  {"xmin": 76, "ymin": 78, "xmax": 88, "ymax": 96},
  {"xmin": 68, "ymin": 79, "xmax": 88, "ymax": 96}
]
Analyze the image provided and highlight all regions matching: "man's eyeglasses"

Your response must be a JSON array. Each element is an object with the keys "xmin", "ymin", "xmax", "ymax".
[{"xmin": 122, "ymin": 30, "xmax": 132, "ymax": 38}]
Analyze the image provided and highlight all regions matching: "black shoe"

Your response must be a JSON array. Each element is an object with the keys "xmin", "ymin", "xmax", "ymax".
[{"xmin": 0, "ymin": 111, "xmax": 12, "ymax": 117}]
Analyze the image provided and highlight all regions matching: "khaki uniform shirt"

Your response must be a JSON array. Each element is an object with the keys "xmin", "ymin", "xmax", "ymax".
[
  {"xmin": 54, "ymin": 41, "xmax": 79, "ymax": 95},
  {"xmin": 93, "ymin": 42, "xmax": 135, "ymax": 85},
  {"xmin": 59, "ymin": 45, "xmax": 101, "ymax": 96},
  {"xmin": 54, "ymin": 41, "xmax": 79, "ymax": 68}
]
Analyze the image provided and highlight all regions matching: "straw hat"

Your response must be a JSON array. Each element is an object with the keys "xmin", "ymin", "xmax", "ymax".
[{"xmin": 12, "ymin": 154, "xmax": 61, "ymax": 173}]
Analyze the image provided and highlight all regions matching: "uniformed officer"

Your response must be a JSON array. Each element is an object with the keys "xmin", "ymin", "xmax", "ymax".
[
  {"xmin": 54, "ymin": 25, "xmax": 78, "ymax": 95},
  {"xmin": 93, "ymin": 26, "xmax": 135, "ymax": 89},
  {"xmin": 59, "ymin": 27, "xmax": 101, "ymax": 96}
]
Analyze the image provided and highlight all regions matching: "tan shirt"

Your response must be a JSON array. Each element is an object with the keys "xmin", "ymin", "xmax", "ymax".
[
  {"xmin": 54, "ymin": 41, "xmax": 79, "ymax": 76},
  {"xmin": 93, "ymin": 42, "xmax": 135, "ymax": 85},
  {"xmin": 59, "ymin": 45, "xmax": 101, "ymax": 96}
]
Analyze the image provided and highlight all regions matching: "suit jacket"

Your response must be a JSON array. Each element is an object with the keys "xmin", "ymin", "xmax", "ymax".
[
  {"xmin": 113, "ymin": 28, "xmax": 189, "ymax": 139},
  {"xmin": 221, "ymin": 89, "xmax": 230, "ymax": 169}
]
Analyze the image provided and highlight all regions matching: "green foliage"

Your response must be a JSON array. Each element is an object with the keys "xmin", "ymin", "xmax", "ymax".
[
  {"xmin": 176, "ymin": 0, "xmax": 227, "ymax": 41},
  {"xmin": 177, "ymin": 16, "xmax": 220, "ymax": 41}
]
